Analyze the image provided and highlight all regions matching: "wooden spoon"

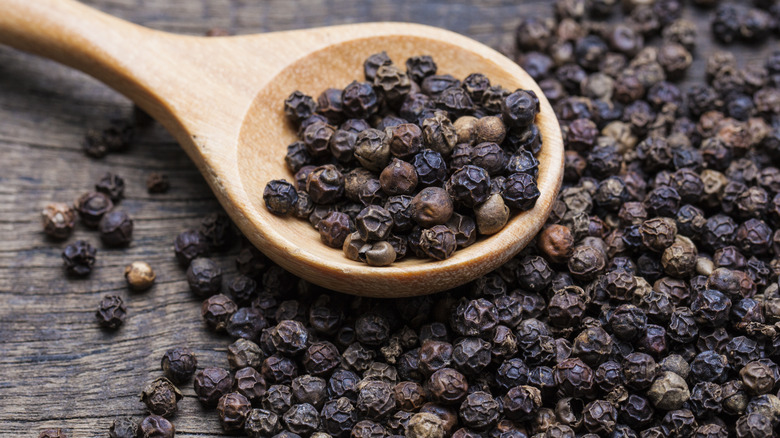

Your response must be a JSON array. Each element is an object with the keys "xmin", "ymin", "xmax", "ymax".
[{"xmin": 0, "ymin": 0, "xmax": 563, "ymax": 297}]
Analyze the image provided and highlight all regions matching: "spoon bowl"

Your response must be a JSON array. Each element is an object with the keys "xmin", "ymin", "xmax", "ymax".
[{"xmin": 0, "ymin": 0, "xmax": 563, "ymax": 296}]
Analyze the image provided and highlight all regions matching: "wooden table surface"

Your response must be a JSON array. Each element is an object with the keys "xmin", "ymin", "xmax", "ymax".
[{"xmin": 0, "ymin": 0, "xmax": 773, "ymax": 436}]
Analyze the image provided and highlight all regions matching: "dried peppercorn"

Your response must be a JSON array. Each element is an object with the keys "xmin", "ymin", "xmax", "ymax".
[
  {"xmin": 501, "ymin": 385, "xmax": 543, "ymax": 421},
  {"xmin": 419, "ymin": 225, "xmax": 457, "ymax": 260},
  {"xmin": 427, "ymin": 367, "xmax": 468, "ymax": 405},
  {"xmin": 740, "ymin": 361, "xmax": 776, "ymax": 396},
  {"xmin": 41, "ymin": 202, "xmax": 76, "ymax": 240},
  {"xmin": 502, "ymin": 90, "xmax": 540, "ymax": 128},
  {"xmin": 316, "ymin": 211, "xmax": 351, "ymax": 248},
  {"xmin": 96, "ymin": 294, "xmax": 125, "ymax": 329},
  {"xmin": 264, "ymin": 179, "xmax": 299, "ymax": 215},
  {"xmin": 216, "ymin": 392, "xmax": 251, "ymax": 431},
  {"xmin": 173, "ymin": 229, "xmax": 210, "ymax": 266},
  {"xmin": 186, "ymin": 257, "xmax": 222, "ymax": 297},
  {"xmin": 138, "ymin": 415, "xmax": 174, "ymax": 438},
  {"xmin": 201, "ymin": 295, "xmax": 237, "ymax": 335},
  {"xmin": 95, "ymin": 172, "xmax": 125, "ymax": 203},
  {"xmin": 160, "ymin": 347, "xmax": 197, "ymax": 385},
  {"xmin": 647, "ymin": 371, "xmax": 690, "ymax": 410},
  {"xmin": 262, "ymin": 354, "xmax": 299, "ymax": 384},
  {"xmin": 192, "ymin": 367, "xmax": 233, "ymax": 407},
  {"xmin": 284, "ymin": 91, "xmax": 317, "ymax": 124},
  {"xmin": 302, "ymin": 341, "xmax": 341, "ymax": 377},
  {"xmin": 75, "ymin": 191, "xmax": 113, "ymax": 228},
  {"xmin": 140, "ymin": 377, "xmax": 183, "ymax": 417},
  {"xmin": 108, "ymin": 418, "xmax": 137, "ymax": 438},
  {"xmin": 98, "ymin": 210, "xmax": 133, "ymax": 246},
  {"xmin": 145, "ymin": 172, "xmax": 169, "ymax": 193},
  {"xmin": 61, "ymin": 240, "xmax": 96, "ymax": 276},
  {"xmin": 244, "ymin": 409, "xmax": 281, "ymax": 438}
]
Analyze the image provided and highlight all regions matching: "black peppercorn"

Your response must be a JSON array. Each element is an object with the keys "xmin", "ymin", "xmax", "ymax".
[
  {"xmin": 284, "ymin": 90, "xmax": 317, "ymax": 124},
  {"xmin": 161, "ymin": 347, "xmax": 197, "ymax": 384},
  {"xmin": 317, "ymin": 211, "xmax": 352, "ymax": 248},
  {"xmin": 98, "ymin": 210, "xmax": 133, "ymax": 246},
  {"xmin": 186, "ymin": 257, "xmax": 222, "ymax": 297},
  {"xmin": 502, "ymin": 90, "xmax": 539, "ymax": 128},
  {"xmin": 140, "ymin": 377, "xmax": 183, "ymax": 417},
  {"xmin": 264, "ymin": 179, "xmax": 299, "ymax": 215},
  {"xmin": 62, "ymin": 240, "xmax": 97, "ymax": 276},
  {"xmin": 138, "ymin": 415, "xmax": 174, "ymax": 438},
  {"xmin": 173, "ymin": 229, "xmax": 210, "ymax": 266},
  {"xmin": 193, "ymin": 368, "xmax": 233, "ymax": 407},
  {"xmin": 108, "ymin": 418, "xmax": 138, "ymax": 438},
  {"xmin": 145, "ymin": 172, "xmax": 169, "ymax": 193},
  {"xmin": 217, "ymin": 392, "xmax": 252, "ymax": 431},
  {"xmin": 75, "ymin": 191, "xmax": 113, "ymax": 228},
  {"xmin": 95, "ymin": 172, "xmax": 125, "ymax": 202},
  {"xmin": 96, "ymin": 294, "xmax": 126, "ymax": 329},
  {"xmin": 419, "ymin": 225, "xmax": 457, "ymax": 260}
]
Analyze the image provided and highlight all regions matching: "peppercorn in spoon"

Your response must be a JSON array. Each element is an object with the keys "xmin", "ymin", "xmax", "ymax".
[{"xmin": 0, "ymin": 0, "xmax": 563, "ymax": 296}]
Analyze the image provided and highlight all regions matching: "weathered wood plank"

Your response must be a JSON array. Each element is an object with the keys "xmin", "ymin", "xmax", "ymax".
[{"xmin": 0, "ymin": 0, "xmax": 776, "ymax": 436}]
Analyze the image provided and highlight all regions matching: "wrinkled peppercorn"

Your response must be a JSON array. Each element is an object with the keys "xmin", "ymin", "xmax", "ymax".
[
  {"xmin": 98, "ymin": 210, "xmax": 133, "ymax": 246},
  {"xmin": 96, "ymin": 294, "xmax": 125, "ymax": 329},
  {"xmin": 62, "ymin": 240, "xmax": 97, "ymax": 276},
  {"xmin": 140, "ymin": 377, "xmax": 183, "ymax": 417},
  {"xmin": 138, "ymin": 415, "xmax": 174, "ymax": 438},
  {"xmin": 41, "ymin": 202, "xmax": 76, "ymax": 240},
  {"xmin": 108, "ymin": 417, "xmax": 137, "ymax": 438}
]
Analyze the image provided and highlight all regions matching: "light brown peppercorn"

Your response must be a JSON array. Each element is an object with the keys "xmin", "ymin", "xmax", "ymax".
[
  {"xmin": 475, "ymin": 194, "xmax": 509, "ymax": 235},
  {"xmin": 343, "ymin": 232, "xmax": 368, "ymax": 261},
  {"xmin": 411, "ymin": 187, "xmax": 454, "ymax": 227},
  {"xmin": 380, "ymin": 158, "xmax": 418, "ymax": 196},
  {"xmin": 740, "ymin": 361, "xmax": 776, "ymax": 396},
  {"xmin": 360, "ymin": 241, "xmax": 397, "ymax": 267},
  {"xmin": 661, "ymin": 236, "xmax": 698, "ymax": 278},
  {"xmin": 538, "ymin": 224, "xmax": 574, "ymax": 263},
  {"xmin": 41, "ymin": 202, "xmax": 76, "ymax": 240},
  {"xmin": 406, "ymin": 412, "xmax": 446, "ymax": 438},
  {"xmin": 640, "ymin": 217, "xmax": 677, "ymax": 252},
  {"xmin": 474, "ymin": 116, "xmax": 507, "ymax": 144},
  {"xmin": 453, "ymin": 116, "xmax": 478, "ymax": 145},
  {"xmin": 124, "ymin": 261, "xmax": 156, "ymax": 291},
  {"xmin": 420, "ymin": 225, "xmax": 457, "ymax": 260},
  {"xmin": 647, "ymin": 372, "xmax": 690, "ymax": 410},
  {"xmin": 388, "ymin": 123, "xmax": 423, "ymax": 158},
  {"xmin": 355, "ymin": 128, "xmax": 391, "ymax": 172},
  {"xmin": 422, "ymin": 112, "xmax": 458, "ymax": 156}
]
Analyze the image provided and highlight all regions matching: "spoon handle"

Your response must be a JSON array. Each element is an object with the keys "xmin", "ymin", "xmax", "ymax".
[{"xmin": 0, "ymin": 0, "xmax": 186, "ymax": 119}]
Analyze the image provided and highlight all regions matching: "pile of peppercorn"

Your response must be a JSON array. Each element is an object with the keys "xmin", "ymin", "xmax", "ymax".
[
  {"xmin": 39, "ymin": 0, "xmax": 780, "ymax": 437},
  {"xmin": 173, "ymin": 0, "xmax": 779, "ymax": 436},
  {"xmin": 263, "ymin": 53, "xmax": 543, "ymax": 266}
]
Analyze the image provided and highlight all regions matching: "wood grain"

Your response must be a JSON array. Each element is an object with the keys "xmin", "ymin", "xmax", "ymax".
[{"xmin": 0, "ymin": 0, "xmax": 774, "ymax": 436}]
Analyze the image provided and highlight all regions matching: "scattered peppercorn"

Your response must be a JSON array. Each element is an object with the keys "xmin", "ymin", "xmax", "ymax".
[
  {"xmin": 124, "ymin": 261, "xmax": 155, "ymax": 291},
  {"xmin": 41, "ymin": 202, "xmax": 76, "ymax": 239},
  {"xmin": 98, "ymin": 210, "xmax": 133, "ymax": 246},
  {"xmin": 146, "ymin": 172, "xmax": 169, "ymax": 193},
  {"xmin": 96, "ymin": 294, "xmax": 125, "ymax": 329},
  {"xmin": 161, "ymin": 347, "xmax": 197, "ymax": 384},
  {"xmin": 108, "ymin": 417, "xmax": 137, "ymax": 438},
  {"xmin": 85, "ymin": 2, "xmax": 780, "ymax": 437},
  {"xmin": 138, "ymin": 414, "xmax": 174, "ymax": 438},
  {"xmin": 140, "ymin": 377, "xmax": 183, "ymax": 417}
]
